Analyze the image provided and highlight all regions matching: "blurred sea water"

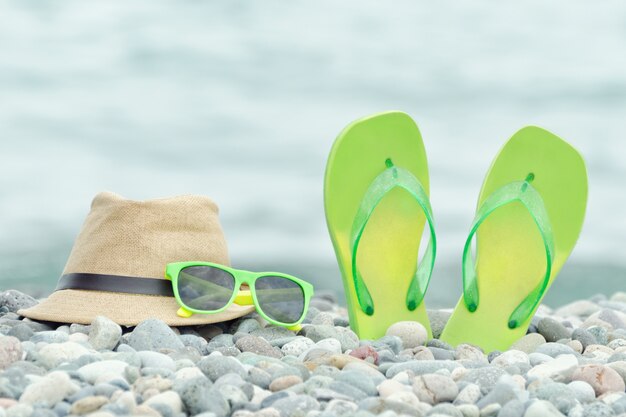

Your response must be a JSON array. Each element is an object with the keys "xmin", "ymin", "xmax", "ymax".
[{"xmin": 1, "ymin": 0, "xmax": 625, "ymax": 308}]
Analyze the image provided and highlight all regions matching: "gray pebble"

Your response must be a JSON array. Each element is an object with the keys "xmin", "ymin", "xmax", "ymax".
[
  {"xmin": 572, "ymin": 328, "xmax": 597, "ymax": 349},
  {"xmin": 88, "ymin": 316, "xmax": 121, "ymax": 351},
  {"xmin": 587, "ymin": 326, "xmax": 609, "ymax": 345},
  {"xmin": 7, "ymin": 324, "xmax": 33, "ymax": 342},
  {"xmin": 538, "ymin": 317, "xmax": 571, "ymax": 343},
  {"xmin": 235, "ymin": 335, "xmax": 282, "ymax": 358},
  {"xmin": 198, "ymin": 355, "xmax": 247, "ymax": 382},
  {"xmin": 127, "ymin": 319, "xmax": 184, "ymax": 351},
  {"xmin": 30, "ymin": 331, "xmax": 69, "ymax": 344},
  {"xmin": 461, "ymin": 367, "xmax": 506, "ymax": 394},
  {"xmin": 0, "ymin": 290, "xmax": 38, "ymax": 313},
  {"xmin": 534, "ymin": 343, "xmax": 576, "ymax": 358},
  {"xmin": 174, "ymin": 376, "xmax": 229, "ymax": 417},
  {"xmin": 429, "ymin": 347, "xmax": 455, "ymax": 361},
  {"xmin": 302, "ymin": 325, "xmax": 359, "ymax": 351},
  {"xmin": 497, "ymin": 399, "xmax": 525, "ymax": 417},
  {"xmin": 272, "ymin": 394, "xmax": 320, "ymax": 417}
]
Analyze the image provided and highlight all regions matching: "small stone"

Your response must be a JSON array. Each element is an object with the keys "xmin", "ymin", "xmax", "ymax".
[
  {"xmin": 377, "ymin": 379, "xmax": 410, "ymax": 398},
  {"xmin": 30, "ymin": 331, "xmax": 69, "ymax": 344},
  {"xmin": 19, "ymin": 371, "xmax": 79, "ymax": 406},
  {"xmin": 455, "ymin": 344, "xmax": 486, "ymax": 363},
  {"xmin": 497, "ymin": 399, "xmax": 525, "ymax": 417},
  {"xmin": 524, "ymin": 400, "xmax": 564, "ymax": 417},
  {"xmin": 386, "ymin": 360, "xmax": 460, "ymax": 378},
  {"xmin": 302, "ymin": 326, "xmax": 358, "ymax": 351},
  {"xmin": 336, "ymin": 370, "xmax": 378, "ymax": 396},
  {"xmin": 38, "ymin": 342, "xmax": 91, "ymax": 369},
  {"xmin": 461, "ymin": 367, "xmax": 506, "ymax": 395},
  {"xmin": 348, "ymin": 345, "xmax": 379, "ymax": 365},
  {"xmin": 491, "ymin": 350, "xmax": 529, "ymax": 367},
  {"xmin": 510, "ymin": 333, "xmax": 546, "ymax": 354},
  {"xmin": 5, "ymin": 404, "xmax": 33, "ymax": 417},
  {"xmin": 143, "ymin": 391, "xmax": 183, "ymax": 414},
  {"xmin": 413, "ymin": 373, "xmax": 458, "ymax": 404},
  {"xmin": 127, "ymin": 320, "xmax": 184, "ymax": 351},
  {"xmin": 70, "ymin": 396, "xmax": 109, "ymax": 415},
  {"xmin": 89, "ymin": 316, "xmax": 122, "ymax": 351},
  {"xmin": 454, "ymin": 383, "xmax": 481, "ymax": 405},
  {"xmin": 571, "ymin": 364, "xmax": 625, "ymax": 395},
  {"xmin": 526, "ymin": 354, "xmax": 577, "ymax": 381},
  {"xmin": 137, "ymin": 351, "xmax": 176, "ymax": 371},
  {"xmin": 269, "ymin": 375, "xmax": 303, "ymax": 392},
  {"xmin": 198, "ymin": 355, "xmax": 247, "ymax": 382},
  {"xmin": 0, "ymin": 336, "xmax": 22, "ymax": 369},
  {"xmin": 587, "ymin": 326, "xmax": 609, "ymax": 345},
  {"xmin": 281, "ymin": 337, "xmax": 314, "ymax": 357},
  {"xmin": 7, "ymin": 324, "xmax": 33, "ymax": 342},
  {"xmin": 476, "ymin": 383, "xmax": 516, "ymax": 408},
  {"xmin": 0, "ymin": 290, "xmax": 38, "ymax": 313},
  {"xmin": 534, "ymin": 343, "xmax": 575, "ymax": 357},
  {"xmin": 235, "ymin": 336, "xmax": 282, "ymax": 358},
  {"xmin": 385, "ymin": 321, "xmax": 427, "ymax": 349},
  {"xmin": 78, "ymin": 360, "xmax": 128, "ymax": 384},
  {"xmin": 271, "ymin": 394, "xmax": 320, "ymax": 417},
  {"xmin": 457, "ymin": 403, "xmax": 480, "ymax": 417},
  {"xmin": 173, "ymin": 376, "xmax": 227, "ymax": 416},
  {"xmin": 567, "ymin": 380, "xmax": 596, "ymax": 403},
  {"xmin": 538, "ymin": 317, "xmax": 571, "ymax": 342}
]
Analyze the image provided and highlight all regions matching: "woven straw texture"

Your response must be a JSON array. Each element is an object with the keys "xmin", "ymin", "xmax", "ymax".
[{"xmin": 19, "ymin": 191, "xmax": 255, "ymax": 326}]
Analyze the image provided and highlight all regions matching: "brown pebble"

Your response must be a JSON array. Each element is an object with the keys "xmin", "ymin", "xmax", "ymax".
[{"xmin": 269, "ymin": 375, "xmax": 303, "ymax": 392}]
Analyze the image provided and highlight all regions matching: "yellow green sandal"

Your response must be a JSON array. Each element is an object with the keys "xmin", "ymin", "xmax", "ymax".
[
  {"xmin": 440, "ymin": 126, "xmax": 588, "ymax": 352},
  {"xmin": 324, "ymin": 111, "xmax": 436, "ymax": 340}
]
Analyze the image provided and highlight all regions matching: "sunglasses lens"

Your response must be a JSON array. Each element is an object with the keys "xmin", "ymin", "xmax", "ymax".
[
  {"xmin": 255, "ymin": 276, "xmax": 305, "ymax": 324},
  {"xmin": 177, "ymin": 266, "xmax": 235, "ymax": 311}
]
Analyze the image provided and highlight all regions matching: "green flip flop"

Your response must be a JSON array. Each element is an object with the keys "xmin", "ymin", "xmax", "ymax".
[
  {"xmin": 440, "ymin": 126, "xmax": 588, "ymax": 352},
  {"xmin": 324, "ymin": 111, "xmax": 436, "ymax": 340}
]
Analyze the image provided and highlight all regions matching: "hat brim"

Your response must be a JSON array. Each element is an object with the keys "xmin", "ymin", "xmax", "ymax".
[{"xmin": 18, "ymin": 289, "xmax": 256, "ymax": 327}]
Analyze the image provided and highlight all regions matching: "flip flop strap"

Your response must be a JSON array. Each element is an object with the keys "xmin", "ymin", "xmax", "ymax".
[
  {"xmin": 350, "ymin": 159, "xmax": 436, "ymax": 316},
  {"xmin": 462, "ymin": 177, "xmax": 555, "ymax": 329}
]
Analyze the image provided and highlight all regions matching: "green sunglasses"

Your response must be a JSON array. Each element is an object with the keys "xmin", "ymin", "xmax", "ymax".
[{"xmin": 165, "ymin": 261, "xmax": 314, "ymax": 330}]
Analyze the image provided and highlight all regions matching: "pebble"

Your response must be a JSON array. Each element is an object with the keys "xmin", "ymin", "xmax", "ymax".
[
  {"xmin": 571, "ymin": 364, "xmax": 625, "ymax": 395},
  {"xmin": 127, "ymin": 319, "xmax": 184, "ymax": 351},
  {"xmin": 491, "ymin": 350, "xmax": 529, "ymax": 367},
  {"xmin": 0, "ymin": 290, "xmax": 38, "ymax": 313},
  {"xmin": 537, "ymin": 317, "xmax": 571, "ymax": 342},
  {"xmin": 461, "ymin": 367, "xmax": 506, "ymax": 394},
  {"xmin": 198, "ymin": 355, "xmax": 247, "ymax": 381},
  {"xmin": 269, "ymin": 375, "xmax": 302, "ymax": 392},
  {"xmin": 235, "ymin": 335, "xmax": 282, "ymax": 358},
  {"xmin": 0, "ymin": 336, "xmax": 22, "ymax": 369},
  {"xmin": 527, "ymin": 354, "xmax": 578, "ymax": 381},
  {"xmin": 19, "ymin": 371, "xmax": 79, "ymax": 405},
  {"xmin": 70, "ymin": 395, "xmax": 109, "ymax": 415},
  {"xmin": 37, "ymin": 342, "xmax": 91, "ymax": 369},
  {"xmin": 348, "ymin": 345, "xmax": 379, "ymax": 365},
  {"xmin": 303, "ymin": 325, "xmax": 359, "ymax": 351},
  {"xmin": 412, "ymin": 373, "xmax": 458, "ymax": 404},
  {"xmin": 143, "ymin": 391, "xmax": 183, "ymax": 414},
  {"xmin": 524, "ymin": 400, "xmax": 565, "ymax": 417},
  {"xmin": 567, "ymin": 380, "xmax": 596, "ymax": 403},
  {"xmin": 30, "ymin": 331, "xmax": 69, "ymax": 344},
  {"xmin": 385, "ymin": 321, "xmax": 428, "ymax": 349},
  {"xmin": 78, "ymin": 360, "xmax": 128, "ymax": 384},
  {"xmin": 510, "ymin": 333, "xmax": 546, "ymax": 354},
  {"xmin": 534, "ymin": 343, "xmax": 576, "ymax": 357},
  {"xmin": 281, "ymin": 337, "xmax": 314, "ymax": 357},
  {"xmin": 88, "ymin": 316, "xmax": 122, "ymax": 351}
]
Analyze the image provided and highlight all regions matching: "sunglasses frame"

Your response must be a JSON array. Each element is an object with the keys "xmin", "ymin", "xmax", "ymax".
[{"xmin": 165, "ymin": 261, "xmax": 314, "ymax": 328}]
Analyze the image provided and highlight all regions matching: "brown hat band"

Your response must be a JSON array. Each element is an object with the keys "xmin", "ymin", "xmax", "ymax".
[{"xmin": 56, "ymin": 273, "xmax": 175, "ymax": 297}]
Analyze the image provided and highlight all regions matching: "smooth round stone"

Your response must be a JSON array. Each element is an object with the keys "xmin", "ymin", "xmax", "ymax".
[
  {"xmin": 269, "ymin": 375, "xmax": 303, "ymax": 392},
  {"xmin": 336, "ymin": 370, "xmax": 377, "ymax": 397},
  {"xmin": 534, "ymin": 343, "xmax": 576, "ymax": 358},
  {"xmin": 19, "ymin": 371, "xmax": 79, "ymax": 406},
  {"xmin": 374, "ymin": 335, "xmax": 404, "ymax": 354},
  {"xmin": 78, "ymin": 360, "xmax": 128, "ymax": 384},
  {"xmin": 281, "ymin": 337, "xmax": 314, "ymax": 357},
  {"xmin": 426, "ymin": 339, "xmax": 453, "ymax": 351},
  {"xmin": 127, "ymin": 320, "xmax": 184, "ymax": 352},
  {"xmin": 70, "ymin": 396, "xmax": 109, "ymax": 415},
  {"xmin": 524, "ymin": 400, "xmax": 564, "ymax": 417},
  {"xmin": 567, "ymin": 380, "xmax": 596, "ymax": 403},
  {"xmin": 137, "ymin": 351, "xmax": 176, "ymax": 371},
  {"xmin": 30, "ymin": 331, "xmax": 69, "ymax": 344},
  {"xmin": 455, "ymin": 344, "xmax": 486, "ymax": 363},
  {"xmin": 456, "ymin": 403, "xmax": 479, "ymax": 417},
  {"xmin": 386, "ymin": 360, "xmax": 460, "ymax": 378},
  {"xmin": 198, "ymin": 355, "xmax": 247, "ymax": 382},
  {"xmin": 413, "ymin": 373, "xmax": 458, "ymax": 404},
  {"xmin": 7, "ymin": 324, "xmax": 34, "ymax": 342},
  {"xmin": 567, "ymin": 340, "xmax": 584, "ymax": 354},
  {"xmin": 491, "ymin": 350, "xmax": 529, "ymax": 367},
  {"xmin": 271, "ymin": 394, "xmax": 320, "ymax": 417},
  {"xmin": 325, "ymin": 399, "xmax": 358, "ymax": 415},
  {"xmin": 479, "ymin": 403, "xmax": 501, "ymax": 417},
  {"xmin": 235, "ymin": 318, "xmax": 262, "ymax": 334},
  {"xmin": 461, "ymin": 367, "xmax": 506, "ymax": 395},
  {"xmin": 378, "ymin": 379, "xmax": 410, "ymax": 398},
  {"xmin": 572, "ymin": 364, "xmax": 625, "ymax": 395},
  {"xmin": 538, "ymin": 317, "xmax": 571, "ymax": 343},
  {"xmin": 475, "ymin": 383, "xmax": 516, "ymax": 409},
  {"xmin": 0, "ymin": 290, "xmax": 38, "ymax": 313},
  {"xmin": 249, "ymin": 327, "xmax": 297, "ymax": 347},
  {"xmin": 427, "ymin": 403, "xmax": 463, "ymax": 417},
  {"xmin": 409, "ymin": 346, "xmax": 435, "ymax": 361},
  {"xmin": 587, "ymin": 326, "xmax": 609, "ymax": 345},
  {"xmin": 38, "ymin": 342, "xmax": 92, "ymax": 369},
  {"xmin": 527, "ymin": 354, "xmax": 577, "ymax": 380},
  {"xmin": 302, "ymin": 326, "xmax": 358, "ymax": 352},
  {"xmin": 144, "ymin": 391, "xmax": 183, "ymax": 414},
  {"xmin": 0, "ymin": 336, "xmax": 22, "ymax": 369},
  {"xmin": 236, "ymin": 335, "xmax": 282, "ymax": 358},
  {"xmin": 454, "ymin": 383, "xmax": 481, "ymax": 405},
  {"xmin": 5, "ymin": 404, "xmax": 33, "ymax": 417},
  {"xmin": 348, "ymin": 345, "xmax": 378, "ymax": 365},
  {"xmin": 179, "ymin": 335, "xmax": 207, "ymax": 353},
  {"xmin": 528, "ymin": 352, "xmax": 553, "ymax": 366},
  {"xmin": 510, "ymin": 333, "xmax": 546, "ymax": 354},
  {"xmin": 554, "ymin": 300, "xmax": 600, "ymax": 317},
  {"xmin": 582, "ymin": 402, "xmax": 615, "ymax": 417},
  {"xmin": 385, "ymin": 321, "xmax": 427, "ymax": 349},
  {"xmin": 88, "ymin": 316, "xmax": 122, "ymax": 351},
  {"xmin": 429, "ymin": 347, "xmax": 455, "ymax": 361},
  {"xmin": 576, "ymin": 326, "xmax": 601, "ymax": 347}
]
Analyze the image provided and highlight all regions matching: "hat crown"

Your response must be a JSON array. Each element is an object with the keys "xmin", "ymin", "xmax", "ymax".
[{"xmin": 63, "ymin": 192, "xmax": 230, "ymax": 279}]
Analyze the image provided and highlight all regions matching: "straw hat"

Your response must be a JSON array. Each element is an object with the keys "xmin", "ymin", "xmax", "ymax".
[{"xmin": 18, "ymin": 191, "xmax": 255, "ymax": 326}]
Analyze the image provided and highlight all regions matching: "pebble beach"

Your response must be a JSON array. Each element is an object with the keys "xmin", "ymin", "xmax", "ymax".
[{"xmin": 2, "ymin": 291, "xmax": 626, "ymax": 417}]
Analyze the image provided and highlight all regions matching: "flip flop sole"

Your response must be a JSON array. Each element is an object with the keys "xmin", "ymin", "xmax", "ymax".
[
  {"xmin": 325, "ymin": 111, "xmax": 433, "ymax": 339},
  {"xmin": 440, "ymin": 126, "xmax": 588, "ymax": 352}
]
